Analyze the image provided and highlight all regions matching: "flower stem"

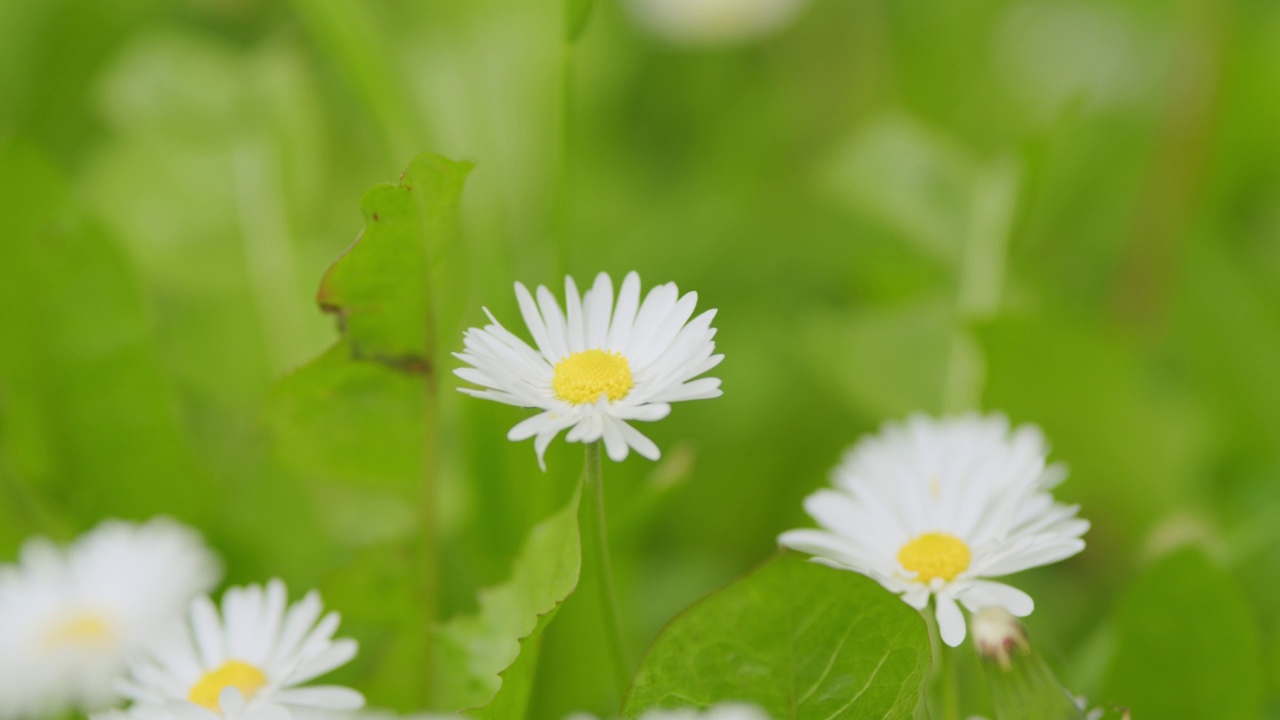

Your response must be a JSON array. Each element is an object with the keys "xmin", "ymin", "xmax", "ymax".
[
  {"xmin": 940, "ymin": 640, "xmax": 962, "ymax": 720},
  {"xmin": 580, "ymin": 440, "xmax": 630, "ymax": 695}
]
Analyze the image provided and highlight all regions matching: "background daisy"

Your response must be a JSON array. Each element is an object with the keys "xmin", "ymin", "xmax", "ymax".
[
  {"xmin": 455, "ymin": 271, "xmax": 723, "ymax": 469},
  {"xmin": 0, "ymin": 518, "xmax": 220, "ymax": 719},
  {"xmin": 779, "ymin": 413, "xmax": 1089, "ymax": 646},
  {"xmin": 111, "ymin": 579, "xmax": 363, "ymax": 720}
]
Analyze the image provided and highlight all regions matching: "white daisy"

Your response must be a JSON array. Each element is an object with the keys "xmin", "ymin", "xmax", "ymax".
[
  {"xmin": 624, "ymin": 0, "xmax": 810, "ymax": 45},
  {"xmin": 778, "ymin": 413, "xmax": 1089, "ymax": 647},
  {"xmin": 455, "ymin": 271, "xmax": 723, "ymax": 469},
  {"xmin": 0, "ymin": 518, "xmax": 220, "ymax": 719},
  {"xmin": 109, "ymin": 579, "xmax": 363, "ymax": 720}
]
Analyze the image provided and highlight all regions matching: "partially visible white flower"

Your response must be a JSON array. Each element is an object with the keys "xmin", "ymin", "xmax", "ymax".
[
  {"xmin": 779, "ymin": 414, "xmax": 1089, "ymax": 647},
  {"xmin": 105, "ymin": 579, "xmax": 363, "ymax": 720},
  {"xmin": 566, "ymin": 702, "xmax": 769, "ymax": 720},
  {"xmin": 455, "ymin": 272, "xmax": 723, "ymax": 469},
  {"xmin": 625, "ymin": 0, "xmax": 809, "ymax": 45},
  {"xmin": 0, "ymin": 518, "xmax": 220, "ymax": 719}
]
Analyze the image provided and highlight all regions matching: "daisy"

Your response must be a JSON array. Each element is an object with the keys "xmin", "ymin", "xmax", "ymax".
[
  {"xmin": 0, "ymin": 518, "xmax": 220, "ymax": 719},
  {"xmin": 455, "ymin": 272, "xmax": 723, "ymax": 469},
  {"xmin": 109, "ymin": 579, "xmax": 363, "ymax": 720},
  {"xmin": 624, "ymin": 0, "xmax": 810, "ymax": 45},
  {"xmin": 778, "ymin": 413, "xmax": 1088, "ymax": 647}
]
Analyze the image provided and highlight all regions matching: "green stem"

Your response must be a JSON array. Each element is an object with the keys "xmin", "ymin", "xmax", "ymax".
[
  {"xmin": 940, "ymin": 640, "xmax": 962, "ymax": 720},
  {"xmin": 580, "ymin": 441, "xmax": 630, "ymax": 696}
]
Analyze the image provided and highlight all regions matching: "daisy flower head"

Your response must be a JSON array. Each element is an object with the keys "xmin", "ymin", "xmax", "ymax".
[
  {"xmin": 778, "ymin": 413, "xmax": 1089, "ymax": 647},
  {"xmin": 111, "ymin": 579, "xmax": 363, "ymax": 720},
  {"xmin": 0, "ymin": 518, "xmax": 219, "ymax": 719},
  {"xmin": 455, "ymin": 272, "xmax": 723, "ymax": 469}
]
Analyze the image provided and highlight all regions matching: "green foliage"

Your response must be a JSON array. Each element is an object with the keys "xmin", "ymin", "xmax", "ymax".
[
  {"xmin": 0, "ymin": 143, "xmax": 209, "ymax": 532},
  {"xmin": 436, "ymin": 485, "xmax": 582, "ymax": 713},
  {"xmin": 264, "ymin": 152, "xmax": 472, "ymax": 709},
  {"xmin": 318, "ymin": 153, "xmax": 474, "ymax": 364},
  {"xmin": 623, "ymin": 554, "xmax": 931, "ymax": 718},
  {"xmin": 3, "ymin": 0, "xmax": 1280, "ymax": 716},
  {"xmin": 1103, "ymin": 547, "xmax": 1262, "ymax": 719}
]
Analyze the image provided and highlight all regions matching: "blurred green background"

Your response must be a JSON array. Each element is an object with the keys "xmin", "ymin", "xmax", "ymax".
[{"xmin": 2, "ymin": 0, "xmax": 1280, "ymax": 717}]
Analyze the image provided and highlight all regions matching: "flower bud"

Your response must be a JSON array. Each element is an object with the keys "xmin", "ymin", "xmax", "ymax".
[{"xmin": 970, "ymin": 608, "xmax": 1086, "ymax": 720}]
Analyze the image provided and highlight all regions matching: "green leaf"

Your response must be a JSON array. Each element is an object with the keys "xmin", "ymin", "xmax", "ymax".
[
  {"xmin": 318, "ymin": 152, "xmax": 473, "ymax": 365},
  {"xmin": 436, "ymin": 484, "xmax": 582, "ymax": 712},
  {"xmin": 1102, "ymin": 547, "xmax": 1263, "ymax": 719},
  {"xmin": 262, "ymin": 152, "xmax": 474, "ymax": 709},
  {"xmin": 623, "ymin": 553, "xmax": 931, "ymax": 719},
  {"xmin": 471, "ymin": 610, "xmax": 559, "ymax": 720}
]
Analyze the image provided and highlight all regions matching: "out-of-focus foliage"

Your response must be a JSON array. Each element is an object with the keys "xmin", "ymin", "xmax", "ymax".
[
  {"xmin": 2, "ymin": 0, "xmax": 1280, "ymax": 716},
  {"xmin": 1103, "ymin": 547, "xmax": 1262, "ymax": 718}
]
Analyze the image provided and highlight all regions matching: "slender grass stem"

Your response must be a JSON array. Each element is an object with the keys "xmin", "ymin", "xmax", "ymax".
[{"xmin": 580, "ymin": 440, "xmax": 630, "ymax": 696}]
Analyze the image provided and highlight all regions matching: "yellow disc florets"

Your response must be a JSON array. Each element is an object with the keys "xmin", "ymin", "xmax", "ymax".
[
  {"xmin": 45, "ymin": 611, "xmax": 113, "ymax": 649},
  {"xmin": 897, "ymin": 531, "xmax": 972, "ymax": 584},
  {"xmin": 552, "ymin": 349, "xmax": 634, "ymax": 405},
  {"xmin": 188, "ymin": 660, "xmax": 268, "ymax": 710}
]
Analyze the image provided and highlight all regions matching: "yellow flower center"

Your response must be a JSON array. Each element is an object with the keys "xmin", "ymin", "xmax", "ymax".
[
  {"xmin": 552, "ymin": 349, "xmax": 633, "ymax": 405},
  {"xmin": 188, "ymin": 660, "xmax": 268, "ymax": 711},
  {"xmin": 45, "ymin": 611, "xmax": 113, "ymax": 648},
  {"xmin": 897, "ymin": 532, "xmax": 972, "ymax": 584}
]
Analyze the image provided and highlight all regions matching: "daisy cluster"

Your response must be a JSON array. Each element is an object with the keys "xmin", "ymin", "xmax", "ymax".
[
  {"xmin": 0, "ymin": 519, "xmax": 363, "ymax": 720},
  {"xmin": 1, "ymin": 271, "xmax": 1090, "ymax": 720},
  {"xmin": 459, "ymin": 272, "xmax": 1089, "ymax": 648}
]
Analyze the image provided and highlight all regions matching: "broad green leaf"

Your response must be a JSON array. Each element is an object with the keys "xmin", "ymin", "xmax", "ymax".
[
  {"xmin": 1102, "ymin": 547, "xmax": 1262, "ymax": 719},
  {"xmin": 436, "ymin": 484, "xmax": 582, "ymax": 712},
  {"xmin": 623, "ymin": 553, "xmax": 931, "ymax": 719},
  {"xmin": 471, "ymin": 610, "xmax": 560, "ymax": 720},
  {"xmin": 318, "ymin": 153, "xmax": 474, "ymax": 365},
  {"xmin": 266, "ymin": 341, "xmax": 423, "ymax": 531}
]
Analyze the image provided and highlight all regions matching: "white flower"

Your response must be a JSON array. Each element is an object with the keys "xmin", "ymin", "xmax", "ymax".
[
  {"xmin": 624, "ymin": 0, "xmax": 809, "ymax": 45},
  {"xmin": 107, "ymin": 579, "xmax": 363, "ymax": 720},
  {"xmin": 0, "ymin": 518, "xmax": 219, "ymax": 719},
  {"xmin": 455, "ymin": 272, "xmax": 723, "ymax": 469},
  {"xmin": 566, "ymin": 702, "xmax": 769, "ymax": 720},
  {"xmin": 778, "ymin": 414, "xmax": 1089, "ymax": 647}
]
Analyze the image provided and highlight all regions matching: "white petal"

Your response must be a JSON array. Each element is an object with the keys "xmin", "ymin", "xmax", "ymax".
[
  {"xmin": 564, "ymin": 276, "xmax": 585, "ymax": 351},
  {"xmin": 935, "ymin": 593, "xmax": 967, "ymax": 647},
  {"xmin": 191, "ymin": 595, "xmax": 226, "ymax": 668},
  {"xmin": 272, "ymin": 686, "xmax": 365, "ymax": 710},
  {"xmin": 286, "ymin": 639, "xmax": 358, "ymax": 684},
  {"xmin": 601, "ymin": 417, "xmax": 630, "ymax": 462},
  {"xmin": 615, "ymin": 420, "xmax": 661, "ymax": 461},
  {"xmin": 584, "ymin": 272, "xmax": 614, "ymax": 349},
  {"xmin": 956, "ymin": 581, "xmax": 1034, "ymax": 617},
  {"xmin": 606, "ymin": 272, "xmax": 642, "ymax": 351},
  {"xmin": 514, "ymin": 282, "xmax": 555, "ymax": 363}
]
